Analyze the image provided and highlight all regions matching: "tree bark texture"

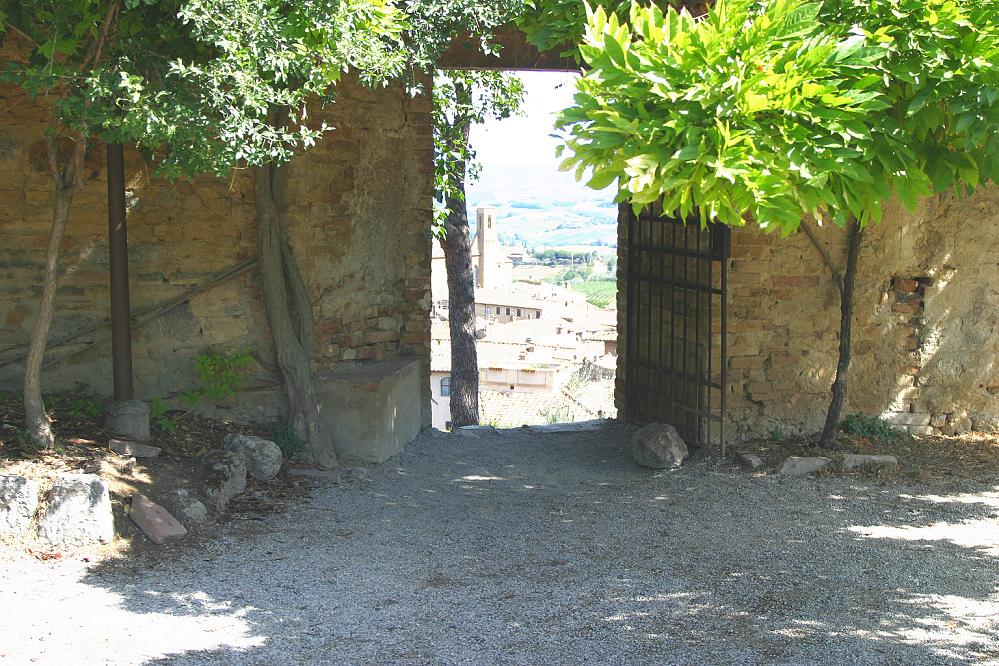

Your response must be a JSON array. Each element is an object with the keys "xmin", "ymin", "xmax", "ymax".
[
  {"xmin": 440, "ymin": 88, "xmax": 479, "ymax": 428},
  {"xmin": 23, "ymin": 137, "xmax": 86, "ymax": 448},
  {"xmin": 253, "ymin": 159, "xmax": 336, "ymax": 468},
  {"xmin": 819, "ymin": 221, "xmax": 863, "ymax": 449}
]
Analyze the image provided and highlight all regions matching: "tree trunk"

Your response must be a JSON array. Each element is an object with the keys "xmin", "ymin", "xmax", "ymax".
[
  {"xmin": 439, "ymin": 91, "xmax": 479, "ymax": 428},
  {"xmin": 819, "ymin": 221, "xmax": 863, "ymax": 449},
  {"xmin": 440, "ymin": 202, "xmax": 480, "ymax": 428},
  {"xmin": 23, "ymin": 137, "xmax": 85, "ymax": 448},
  {"xmin": 253, "ymin": 160, "xmax": 336, "ymax": 468}
]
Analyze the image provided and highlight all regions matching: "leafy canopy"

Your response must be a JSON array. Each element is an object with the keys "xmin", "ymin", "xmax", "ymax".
[
  {"xmin": 433, "ymin": 71, "xmax": 525, "ymax": 231},
  {"xmin": 556, "ymin": 0, "xmax": 999, "ymax": 233}
]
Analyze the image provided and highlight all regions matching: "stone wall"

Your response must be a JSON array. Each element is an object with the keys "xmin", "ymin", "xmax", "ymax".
[
  {"xmin": 0, "ymin": 74, "xmax": 434, "ymax": 427},
  {"xmin": 617, "ymin": 189, "xmax": 999, "ymax": 442}
]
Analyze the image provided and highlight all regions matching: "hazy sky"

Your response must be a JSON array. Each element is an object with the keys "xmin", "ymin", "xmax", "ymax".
[{"xmin": 469, "ymin": 71, "xmax": 580, "ymax": 171}]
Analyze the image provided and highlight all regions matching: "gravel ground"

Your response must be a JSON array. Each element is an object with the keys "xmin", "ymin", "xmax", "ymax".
[{"xmin": 3, "ymin": 423, "xmax": 998, "ymax": 665}]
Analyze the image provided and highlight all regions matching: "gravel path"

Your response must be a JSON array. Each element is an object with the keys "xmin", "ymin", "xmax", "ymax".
[{"xmin": 3, "ymin": 424, "xmax": 998, "ymax": 665}]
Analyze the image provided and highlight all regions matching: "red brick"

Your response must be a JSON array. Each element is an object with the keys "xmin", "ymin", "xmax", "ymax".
[{"xmin": 129, "ymin": 495, "xmax": 187, "ymax": 544}]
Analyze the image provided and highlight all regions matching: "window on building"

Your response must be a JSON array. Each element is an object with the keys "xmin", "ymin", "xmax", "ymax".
[
  {"xmin": 485, "ymin": 307, "xmax": 491, "ymax": 315},
  {"xmin": 535, "ymin": 311, "xmax": 541, "ymax": 319},
  {"xmin": 517, "ymin": 308, "xmax": 522, "ymax": 317},
  {"xmin": 440, "ymin": 376, "xmax": 451, "ymax": 397},
  {"xmin": 506, "ymin": 307, "xmax": 511, "ymax": 315}
]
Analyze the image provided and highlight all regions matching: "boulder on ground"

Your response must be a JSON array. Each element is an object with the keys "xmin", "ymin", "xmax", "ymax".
[
  {"xmin": 0, "ymin": 475, "xmax": 40, "ymax": 537},
  {"xmin": 223, "ymin": 434, "xmax": 283, "ymax": 480},
  {"xmin": 205, "ymin": 451, "xmax": 247, "ymax": 513},
  {"xmin": 174, "ymin": 489, "xmax": 208, "ymax": 523},
  {"xmin": 737, "ymin": 452, "xmax": 764, "ymax": 472},
  {"xmin": 37, "ymin": 474, "xmax": 114, "ymax": 545},
  {"xmin": 129, "ymin": 495, "xmax": 187, "ymax": 544},
  {"xmin": 841, "ymin": 454, "xmax": 899, "ymax": 471},
  {"xmin": 630, "ymin": 424, "xmax": 688, "ymax": 469},
  {"xmin": 779, "ymin": 456, "xmax": 831, "ymax": 476}
]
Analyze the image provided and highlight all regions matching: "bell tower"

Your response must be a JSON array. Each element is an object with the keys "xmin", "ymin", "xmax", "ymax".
[{"xmin": 476, "ymin": 207, "xmax": 498, "ymax": 289}]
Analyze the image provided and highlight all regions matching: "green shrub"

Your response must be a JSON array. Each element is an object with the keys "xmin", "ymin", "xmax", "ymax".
[
  {"xmin": 149, "ymin": 397, "xmax": 178, "ymax": 433},
  {"xmin": 840, "ymin": 413, "xmax": 903, "ymax": 441},
  {"xmin": 271, "ymin": 422, "xmax": 305, "ymax": 460}
]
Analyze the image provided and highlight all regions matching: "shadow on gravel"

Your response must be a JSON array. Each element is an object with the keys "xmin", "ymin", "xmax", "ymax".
[{"xmin": 61, "ymin": 430, "xmax": 999, "ymax": 664}]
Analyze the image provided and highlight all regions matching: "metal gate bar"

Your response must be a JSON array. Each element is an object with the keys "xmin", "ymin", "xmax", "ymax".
[{"xmin": 624, "ymin": 203, "xmax": 730, "ymax": 455}]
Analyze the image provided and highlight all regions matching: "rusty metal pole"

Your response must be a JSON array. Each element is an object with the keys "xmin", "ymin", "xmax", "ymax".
[{"xmin": 107, "ymin": 142, "xmax": 134, "ymax": 402}]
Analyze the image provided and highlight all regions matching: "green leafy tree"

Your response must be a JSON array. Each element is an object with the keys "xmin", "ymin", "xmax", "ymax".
[
  {"xmin": 557, "ymin": 0, "xmax": 999, "ymax": 447},
  {"xmin": 1, "ymin": 0, "xmax": 192, "ymax": 448},
  {"xmin": 434, "ymin": 70, "xmax": 525, "ymax": 427}
]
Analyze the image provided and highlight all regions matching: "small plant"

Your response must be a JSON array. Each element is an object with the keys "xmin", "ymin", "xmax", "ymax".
[
  {"xmin": 67, "ymin": 384, "xmax": 104, "ymax": 419},
  {"xmin": 840, "ymin": 413, "xmax": 903, "ymax": 441},
  {"xmin": 182, "ymin": 350, "xmax": 255, "ymax": 408},
  {"xmin": 271, "ymin": 422, "xmax": 305, "ymax": 461},
  {"xmin": 769, "ymin": 425, "xmax": 784, "ymax": 443},
  {"xmin": 148, "ymin": 397, "xmax": 178, "ymax": 433}
]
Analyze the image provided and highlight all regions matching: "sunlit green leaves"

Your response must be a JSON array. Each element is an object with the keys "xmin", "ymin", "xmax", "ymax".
[{"xmin": 556, "ymin": 0, "xmax": 999, "ymax": 234}]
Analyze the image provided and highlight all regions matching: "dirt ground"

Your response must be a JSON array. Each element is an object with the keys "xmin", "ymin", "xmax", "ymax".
[
  {"xmin": 2, "ymin": 423, "xmax": 997, "ymax": 665},
  {"xmin": 0, "ymin": 390, "xmax": 306, "ymax": 557}
]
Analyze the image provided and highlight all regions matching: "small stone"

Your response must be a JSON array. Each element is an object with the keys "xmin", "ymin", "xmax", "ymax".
[
  {"xmin": 109, "ymin": 438, "xmax": 161, "ymax": 458},
  {"xmin": 37, "ymin": 474, "xmax": 114, "ymax": 545},
  {"xmin": 205, "ymin": 451, "xmax": 247, "ymax": 513},
  {"xmin": 129, "ymin": 495, "xmax": 187, "ymax": 544},
  {"xmin": 347, "ymin": 466, "xmax": 370, "ymax": 482},
  {"xmin": 223, "ymin": 434, "xmax": 283, "ymax": 480},
  {"xmin": 0, "ymin": 475, "xmax": 40, "ymax": 537},
  {"xmin": 778, "ymin": 456, "xmax": 831, "ymax": 476},
  {"xmin": 106, "ymin": 400, "xmax": 151, "ymax": 442},
  {"xmin": 736, "ymin": 452, "xmax": 764, "ymax": 472},
  {"xmin": 630, "ymin": 424, "xmax": 688, "ymax": 469},
  {"xmin": 841, "ymin": 454, "xmax": 899, "ymax": 471},
  {"xmin": 174, "ymin": 490, "xmax": 208, "ymax": 523},
  {"xmin": 287, "ymin": 467, "xmax": 344, "ymax": 483}
]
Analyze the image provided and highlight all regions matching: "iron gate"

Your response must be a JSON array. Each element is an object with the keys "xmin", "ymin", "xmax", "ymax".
[{"xmin": 623, "ymin": 202, "xmax": 731, "ymax": 455}]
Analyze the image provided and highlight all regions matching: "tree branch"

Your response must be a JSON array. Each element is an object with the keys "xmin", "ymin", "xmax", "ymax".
[{"xmin": 800, "ymin": 221, "xmax": 844, "ymax": 298}]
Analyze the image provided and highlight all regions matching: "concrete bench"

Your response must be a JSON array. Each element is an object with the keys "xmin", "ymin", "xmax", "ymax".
[{"xmin": 316, "ymin": 358, "xmax": 422, "ymax": 464}]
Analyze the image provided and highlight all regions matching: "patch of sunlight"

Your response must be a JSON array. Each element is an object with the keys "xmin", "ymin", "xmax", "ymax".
[
  {"xmin": 900, "ymin": 489, "xmax": 999, "ymax": 508},
  {"xmin": 2, "ymin": 578, "xmax": 264, "ymax": 664},
  {"xmin": 455, "ymin": 475, "xmax": 505, "ymax": 482},
  {"xmin": 896, "ymin": 592, "xmax": 999, "ymax": 653},
  {"xmin": 848, "ymin": 518, "xmax": 999, "ymax": 556}
]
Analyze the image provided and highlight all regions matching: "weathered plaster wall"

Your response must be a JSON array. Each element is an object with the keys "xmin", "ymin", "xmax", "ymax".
[
  {"xmin": 0, "ymin": 75, "xmax": 434, "ymax": 427},
  {"xmin": 617, "ymin": 189, "xmax": 999, "ymax": 442}
]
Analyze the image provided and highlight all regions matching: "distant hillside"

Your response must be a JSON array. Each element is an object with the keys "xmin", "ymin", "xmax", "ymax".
[{"xmin": 467, "ymin": 164, "xmax": 617, "ymax": 250}]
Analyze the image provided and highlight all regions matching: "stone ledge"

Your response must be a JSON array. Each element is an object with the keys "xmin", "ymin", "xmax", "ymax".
[{"xmin": 315, "ymin": 358, "xmax": 422, "ymax": 464}]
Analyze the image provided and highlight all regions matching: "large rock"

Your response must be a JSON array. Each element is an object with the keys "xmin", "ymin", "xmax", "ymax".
[
  {"xmin": 841, "ymin": 454, "xmax": 899, "ymax": 471},
  {"xmin": 223, "ymin": 434, "xmax": 283, "ymax": 480},
  {"xmin": 736, "ymin": 452, "xmax": 764, "ymax": 472},
  {"xmin": 779, "ymin": 456, "xmax": 831, "ymax": 476},
  {"xmin": 36, "ymin": 474, "xmax": 114, "ymax": 545},
  {"xmin": 174, "ymin": 489, "xmax": 208, "ymax": 523},
  {"xmin": 0, "ymin": 475, "xmax": 40, "ymax": 537},
  {"xmin": 629, "ymin": 424, "xmax": 688, "ymax": 469},
  {"xmin": 205, "ymin": 451, "xmax": 247, "ymax": 512}
]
